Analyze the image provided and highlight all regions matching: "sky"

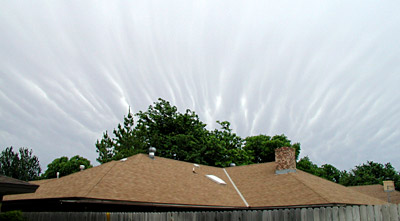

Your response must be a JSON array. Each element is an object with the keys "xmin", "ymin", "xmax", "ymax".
[{"xmin": 1, "ymin": 1, "xmax": 399, "ymax": 172}]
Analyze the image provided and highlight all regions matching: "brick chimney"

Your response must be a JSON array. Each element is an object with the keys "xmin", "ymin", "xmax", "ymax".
[{"xmin": 275, "ymin": 147, "xmax": 296, "ymax": 174}]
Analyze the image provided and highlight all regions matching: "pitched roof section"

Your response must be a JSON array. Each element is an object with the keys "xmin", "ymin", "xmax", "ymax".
[
  {"xmin": 349, "ymin": 184, "xmax": 400, "ymax": 204},
  {"xmin": 5, "ymin": 154, "xmax": 245, "ymax": 208},
  {"xmin": 4, "ymin": 159, "xmax": 118, "ymax": 200},
  {"xmin": 225, "ymin": 162, "xmax": 387, "ymax": 207},
  {"xmin": 0, "ymin": 175, "xmax": 39, "ymax": 195},
  {"xmin": 5, "ymin": 154, "xmax": 387, "ymax": 208}
]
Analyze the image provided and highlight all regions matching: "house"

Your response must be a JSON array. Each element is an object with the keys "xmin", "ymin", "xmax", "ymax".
[
  {"xmin": 0, "ymin": 175, "xmax": 39, "ymax": 212},
  {"xmin": 348, "ymin": 184, "xmax": 400, "ymax": 204},
  {"xmin": 3, "ymin": 147, "xmax": 386, "ymax": 212}
]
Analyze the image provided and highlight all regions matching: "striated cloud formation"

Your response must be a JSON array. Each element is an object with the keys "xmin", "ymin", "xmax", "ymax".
[{"xmin": 1, "ymin": 1, "xmax": 399, "ymax": 171}]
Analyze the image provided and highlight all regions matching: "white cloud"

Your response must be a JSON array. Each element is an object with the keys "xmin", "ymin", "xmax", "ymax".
[{"xmin": 0, "ymin": 0, "xmax": 399, "ymax": 171}]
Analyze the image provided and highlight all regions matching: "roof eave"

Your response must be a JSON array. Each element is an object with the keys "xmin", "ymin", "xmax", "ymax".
[
  {"xmin": 58, "ymin": 198, "xmax": 246, "ymax": 210},
  {"xmin": 0, "ymin": 183, "xmax": 39, "ymax": 195},
  {"xmin": 248, "ymin": 203, "xmax": 363, "ymax": 210}
]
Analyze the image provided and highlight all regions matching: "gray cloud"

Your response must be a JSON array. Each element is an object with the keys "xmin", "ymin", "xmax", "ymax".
[{"xmin": 1, "ymin": 1, "xmax": 399, "ymax": 171}]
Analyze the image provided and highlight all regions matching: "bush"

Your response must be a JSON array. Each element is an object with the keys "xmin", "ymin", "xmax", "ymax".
[{"xmin": 0, "ymin": 210, "xmax": 25, "ymax": 221}]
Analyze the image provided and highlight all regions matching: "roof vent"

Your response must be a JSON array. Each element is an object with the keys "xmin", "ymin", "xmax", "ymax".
[
  {"xmin": 149, "ymin": 147, "xmax": 156, "ymax": 159},
  {"xmin": 193, "ymin": 164, "xmax": 200, "ymax": 173},
  {"xmin": 230, "ymin": 163, "xmax": 236, "ymax": 167},
  {"xmin": 120, "ymin": 158, "xmax": 127, "ymax": 162},
  {"xmin": 205, "ymin": 175, "xmax": 227, "ymax": 185},
  {"xmin": 56, "ymin": 172, "xmax": 60, "ymax": 179},
  {"xmin": 79, "ymin": 165, "xmax": 85, "ymax": 171}
]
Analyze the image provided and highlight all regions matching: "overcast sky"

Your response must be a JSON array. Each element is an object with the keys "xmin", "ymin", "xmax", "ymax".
[{"xmin": 1, "ymin": 1, "xmax": 399, "ymax": 172}]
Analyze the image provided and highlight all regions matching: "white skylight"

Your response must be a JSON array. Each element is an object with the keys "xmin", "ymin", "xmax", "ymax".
[{"xmin": 205, "ymin": 175, "xmax": 227, "ymax": 185}]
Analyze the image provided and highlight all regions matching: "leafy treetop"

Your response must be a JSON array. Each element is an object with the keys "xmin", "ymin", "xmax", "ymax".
[
  {"xmin": 297, "ymin": 156, "xmax": 400, "ymax": 191},
  {"xmin": 96, "ymin": 98, "xmax": 301, "ymax": 167},
  {"xmin": 41, "ymin": 155, "xmax": 93, "ymax": 179},
  {"xmin": 0, "ymin": 146, "xmax": 41, "ymax": 181}
]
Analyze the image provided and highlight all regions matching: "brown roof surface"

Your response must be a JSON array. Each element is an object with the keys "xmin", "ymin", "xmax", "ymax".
[
  {"xmin": 4, "ymin": 154, "xmax": 245, "ymax": 208},
  {"xmin": 225, "ymin": 162, "xmax": 386, "ymax": 207},
  {"xmin": 4, "ymin": 154, "xmax": 387, "ymax": 208},
  {"xmin": 348, "ymin": 184, "xmax": 400, "ymax": 204}
]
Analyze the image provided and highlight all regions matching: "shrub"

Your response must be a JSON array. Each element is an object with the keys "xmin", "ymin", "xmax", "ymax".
[{"xmin": 0, "ymin": 210, "xmax": 25, "ymax": 221}]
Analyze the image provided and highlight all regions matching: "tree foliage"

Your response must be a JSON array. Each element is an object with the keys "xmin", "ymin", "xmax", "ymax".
[
  {"xmin": 243, "ymin": 134, "xmax": 300, "ymax": 163},
  {"xmin": 95, "ymin": 98, "xmax": 400, "ymax": 189},
  {"xmin": 201, "ymin": 121, "xmax": 253, "ymax": 167},
  {"xmin": 297, "ymin": 156, "xmax": 320, "ymax": 175},
  {"xmin": 41, "ymin": 155, "xmax": 93, "ymax": 179},
  {"xmin": 340, "ymin": 161, "xmax": 400, "ymax": 190},
  {"xmin": 95, "ymin": 98, "xmax": 300, "ymax": 167},
  {"xmin": 297, "ymin": 156, "xmax": 400, "ymax": 190},
  {"xmin": 0, "ymin": 147, "xmax": 41, "ymax": 181},
  {"xmin": 135, "ymin": 99, "xmax": 209, "ymax": 163},
  {"xmin": 95, "ymin": 109, "xmax": 146, "ymax": 163}
]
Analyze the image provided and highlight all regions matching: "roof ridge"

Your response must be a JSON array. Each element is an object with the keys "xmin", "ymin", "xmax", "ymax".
[
  {"xmin": 84, "ymin": 161, "xmax": 119, "ymax": 197},
  {"xmin": 288, "ymin": 172, "xmax": 331, "ymax": 203}
]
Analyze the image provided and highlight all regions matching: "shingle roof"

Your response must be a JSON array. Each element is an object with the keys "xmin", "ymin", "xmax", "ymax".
[
  {"xmin": 0, "ymin": 175, "xmax": 39, "ymax": 195},
  {"xmin": 4, "ymin": 154, "xmax": 245, "ymax": 208},
  {"xmin": 225, "ymin": 162, "xmax": 386, "ymax": 207},
  {"xmin": 348, "ymin": 184, "xmax": 400, "ymax": 204},
  {"xmin": 4, "ymin": 154, "xmax": 386, "ymax": 208}
]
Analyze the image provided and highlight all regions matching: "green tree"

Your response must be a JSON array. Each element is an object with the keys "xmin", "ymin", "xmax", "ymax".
[
  {"xmin": 297, "ymin": 156, "xmax": 320, "ymax": 175},
  {"xmin": 319, "ymin": 164, "xmax": 342, "ymax": 183},
  {"xmin": 135, "ymin": 98, "xmax": 212, "ymax": 163},
  {"xmin": 0, "ymin": 147, "xmax": 41, "ymax": 181},
  {"xmin": 96, "ymin": 109, "xmax": 147, "ymax": 163},
  {"xmin": 95, "ymin": 98, "xmax": 302, "ymax": 168},
  {"xmin": 201, "ymin": 121, "xmax": 252, "ymax": 167},
  {"xmin": 297, "ymin": 157, "xmax": 400, "ymax": 188},
  {"xmin": 243, "ymin": 134, "xmax": 300, "ymax": 163},
  {"xmin": 42, "ymin": 155, "xmax": 93, "ymax": 179},
  {"xmin": 339, "ymin": 161, "xmax": 400, "ymax": 190},
  {"xmin": 297, "ymin": 156, "xmax": 343, "ymax": 183}
]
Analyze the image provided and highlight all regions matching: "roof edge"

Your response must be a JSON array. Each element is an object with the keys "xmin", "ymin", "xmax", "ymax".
[{"xmin": 60, "ymin": 198, "xmax": 246, "ymax": 209}]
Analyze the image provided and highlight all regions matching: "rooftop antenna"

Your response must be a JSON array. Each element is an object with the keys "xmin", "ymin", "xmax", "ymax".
[{"xmin": 149, "ymin": 147, "xmax": 156, "ymax": 159}]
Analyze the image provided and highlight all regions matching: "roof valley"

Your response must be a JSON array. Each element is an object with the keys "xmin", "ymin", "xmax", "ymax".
[
  {"xmin": 84, "ymin": 161, "xmax": 119, "ymax": 197},
  {"xmin": 84, "ymin": 154, "xmax": 146, "ymax": 199},
  {"xmin": 288, "ymin": 173, "xmax": 331, "ymax": 204}
]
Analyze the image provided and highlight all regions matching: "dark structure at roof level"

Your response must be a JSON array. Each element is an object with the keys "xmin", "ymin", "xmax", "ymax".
[
  {"xmin": 0, "ymin": 175, "xmax": 39, "ymax": 196},
  {"xmin": 0, "ymin": 175, "xmax": 39, "ymax": 212},
  {"xmin": 3, "ymin": 147, "xmax": 386, "ymax": 212}
]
